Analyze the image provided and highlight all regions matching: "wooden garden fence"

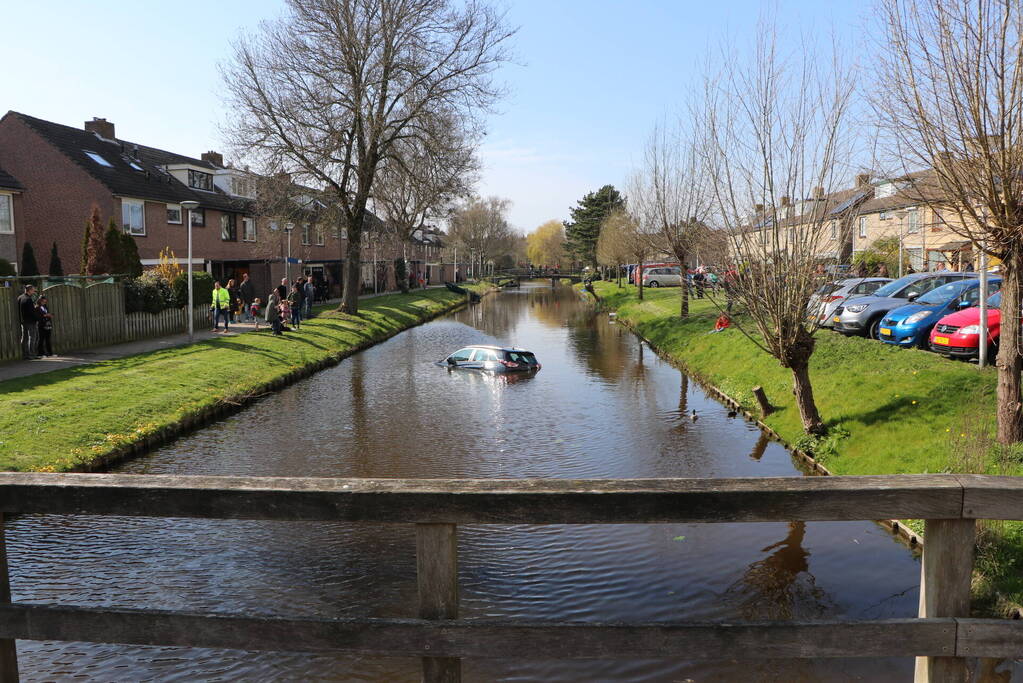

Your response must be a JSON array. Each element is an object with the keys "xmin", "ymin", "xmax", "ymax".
[
  {"xmin": 0, "ymin": 279, "xmax": 207, "ymax": 361},
  {"xmin": 0, "ymin": 472, "xmax": 1019, "ymax": 682}
]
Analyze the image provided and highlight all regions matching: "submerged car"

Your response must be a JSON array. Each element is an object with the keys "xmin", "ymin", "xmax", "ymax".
[
  {"xmin": 441, "ymin": 345, "xmax": 541, "ymax": 373},
  {"xmin": 878, "ymin": 278, "xmax": 1001, "ymax": 349},
  {"xmin": 831, "ymin": 272, "xmax": 977, "ymax": 339},
  {"xmin": 808, "ymin": 277, "xmax": 892, "ymax": 328},
  {"xmin": 929, "ymin": 290, "xmax": 1005, "ymax": 359}
]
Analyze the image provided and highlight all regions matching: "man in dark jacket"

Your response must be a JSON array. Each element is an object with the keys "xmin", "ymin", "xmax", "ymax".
[
  {"xmin": 17, "ymin": 284, "xmax": 39, "ymax": 360},
  {"xmin": 239, "ymin": 273, "xmax": 255, "ymax": 321}
]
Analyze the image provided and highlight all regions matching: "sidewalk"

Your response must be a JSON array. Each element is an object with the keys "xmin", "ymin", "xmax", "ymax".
[{"xmin": 0, "ymin": 286, "xmax": 453, "ymax": 384}]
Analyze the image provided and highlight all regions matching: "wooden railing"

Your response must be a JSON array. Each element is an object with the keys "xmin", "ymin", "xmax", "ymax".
[{"xmin": 0, "ymin": 473, "xmax": 1020, "ymax": 682}]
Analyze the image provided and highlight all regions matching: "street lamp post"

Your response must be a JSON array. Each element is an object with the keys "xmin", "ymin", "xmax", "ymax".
[
  {"xmin": 979, "ymin": 207, "xmax": 990, "ymax": 369},
  {"xmin": 371, "ymin": 234, "xmax": 378, "ymax": 293},
  {"xmin": 284, "ymin": 223, "xmax": 294, "ymax": 282},
  {"xmin": 180, "ymin": 200, "xmax": 200, "ymax": 342},
  {"xmin": 894, "ymin": 209, "xmax": 908, "ymax": 277}
]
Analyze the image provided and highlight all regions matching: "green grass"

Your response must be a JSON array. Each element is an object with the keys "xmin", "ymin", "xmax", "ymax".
[
  {"xmin": 590, "ymin": 281, "xmax": 1023, "ymax": 612},
  {"xmin": 0, "ymin": 288, "xmax": 484, "ymax": 473}
]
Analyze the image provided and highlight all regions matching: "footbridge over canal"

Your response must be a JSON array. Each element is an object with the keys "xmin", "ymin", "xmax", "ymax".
[{"xmin": 0, "ymin": 472, "xmax": 1016, "ymax": 682}]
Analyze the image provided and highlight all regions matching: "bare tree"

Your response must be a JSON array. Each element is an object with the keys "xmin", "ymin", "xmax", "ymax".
[
  {"xmin": 601, "ymin": 208, "xmax": 651, "ymax": 300},
  {"xmin": 702, "ymin": 23, "xmax": 856, "ymax": 435},
  {"xmin": 596, "ymin": 211, "xmax": 631, "ymax": 287},
  {"xmin": 447, "ymin": 196, "xmax": 515, "ymax": 277},
  {"xmin": 375, "ymin": 110, "xmax": 479, "ymax": 292},
  {"xmin": 222, "ymin": 0, "xmax": 513, "ymax": 313},
  {"xmin": 874, "ymin": 0, "xmax": 1023, "ymax": 444},
  {"xmin": 631, "ymin": 121, "xmax": 713, "ymax": 317}
]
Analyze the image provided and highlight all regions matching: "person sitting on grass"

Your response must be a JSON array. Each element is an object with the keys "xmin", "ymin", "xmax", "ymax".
[{"xmin": 710, "ymin": 313, "xmax": 731, "ymax": 334}]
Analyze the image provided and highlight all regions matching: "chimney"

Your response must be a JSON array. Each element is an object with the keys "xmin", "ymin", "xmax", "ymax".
[
  {"xmin": 856, "ymin": 173, "xmax": 871, "ymax": 187},
  {"xmin": 780, "ymin": 196, "xmax": 791, "ymax": 206},
  {"xmin": 813, "ymin": 186, "xmax": 825, "ymax": 199},
  {"xmin": 201, "ymin": 150, "xmax": 224, "ymax": 167},
  {"xmin": 84, "ymin": 117, "xmax": 115, "ymax": 140}
]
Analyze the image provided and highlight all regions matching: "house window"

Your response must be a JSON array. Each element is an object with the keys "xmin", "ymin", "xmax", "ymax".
[
  {"xmin": 242, "ymin": 217, "xmax": 256, "ymax": 242},
  {"xmin": 830, "ymin": 219, "xmax": 837, "ymax": 239},
  {"xmin": 316, "ymin": 226, "xmax": 325, "ymax": 246},
  {"xmin": 269, "ymin": 220, "xmax": 279, "ymax": 232},
  {"xmin": 122, "ymin": 199, "xmax": 146, "ymax": 236},
  {"xmin": 301, "ymin": 223, "xmax": 311, "ymax": 245},
  {"xmin": 0, "ymin": 194, "xmax": 12, "ymax": 234},
  {"xmin": 232, "ymin": 177, "xmax": 253, "ymax": 198},
  {"xmin": 858, "ymin": 216, "xmax": 867, "ymax": 239},
  {"xmin": 908, "ymin": 208, "xmax": 920, "ymax": 233},
  {"xmin": 190, "ymin": 207, "xmax": 205, "ymax": 227},
  {"xmin": 879, "ymin": 210, "xmax": 890, "ymax": 221},
  {"xmin": 188, "ymin": 169, "xmax": 213, "ymax": 191},
  {"xmin": 221, "ymin": 213, "xmax": 237, "ymax": 241},
  {"xmin": 167, "ymin": 204, "xmax": 182, "ymax": 224}
]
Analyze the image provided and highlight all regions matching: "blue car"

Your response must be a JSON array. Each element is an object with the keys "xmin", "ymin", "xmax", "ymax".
[{"xmin": 878, "ymin": 278, "xmax": 1002, "ymax": 348}]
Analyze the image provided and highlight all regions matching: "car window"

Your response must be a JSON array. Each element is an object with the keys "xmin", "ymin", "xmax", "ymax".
[
  {"xmin": 989, "ymin": 292, "xmax": 1003, "ymax": 307},
  {"xmin": 817, "ymin": 283, "xmax": 843, "ymax": 296},
  {"xmin": 875, "ymin": 275, "xmax": 921, "ymax": 298},
  {"xmin": 862, "ymin": 281, "xmax": 884, "ymax": 294},
  {"xmin": 963, "ymin": 282, "xmax": 1001, "ymax": 305},
  {"xmin": 449, "ymin": 348, "xmax": 473, "ymax": 362},
  {"xmin": 472, "ymin": 349, "xmax": 499, "ymax": 361},
  {"xmin": 508, "ymin": 351, "xmax": 538, "ymax": 365},
  {"xmin": 917, "ymin": 282, "xmax": 969, "ymax": 305},
  {"xmin": 901, "ymin": 277, "xmax": 947, "ymax": 299}
]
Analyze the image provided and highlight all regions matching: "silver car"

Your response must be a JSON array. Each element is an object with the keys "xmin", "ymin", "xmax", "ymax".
[
  {"xmin": 832, "ymin": 272, "xmax": 977, "ymax": 338},
  {"xmin": 808, "ymin": 277, "xmax": 892, "ymax": 328},
  {"xmin": 643, "ymin": 266, "xmax": 682, "ymax": 287}
]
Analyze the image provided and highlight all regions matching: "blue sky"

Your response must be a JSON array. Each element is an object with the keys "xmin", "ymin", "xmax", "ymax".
[{"xmin": 2, "ymin": 0, "xmax": 867, "ymax": 233}]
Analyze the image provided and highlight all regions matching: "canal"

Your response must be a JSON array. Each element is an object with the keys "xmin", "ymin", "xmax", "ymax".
[{"xmin": 11, "ymin": 283, "xmax": 929, "ymax": 681}]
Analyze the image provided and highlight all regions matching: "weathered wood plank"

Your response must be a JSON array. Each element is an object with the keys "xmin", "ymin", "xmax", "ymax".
[
  {"xmin": 960, "ymin": 474, "xmax": 1023, "ymax": 520},
  {"xmin": 956, "ymin": 618, "xmax": 1023, "ymax": 658},
  {"xmin": 915, "ymin": 519, "xmax": 974, "ymax": 683},
  {"xmin": 0, "ymin": 605, "xmax": 956, "ymax": 659},
  {"xmin": 0, "ymin": 515, "xmax": 18, "ymax": 682},
  {"xmin": 0, "ymin": 474, "xmax": 965, "ymax": 523},
  {"xmin": 418, "ymin": 523, "xmax": 460, "ymax": 682}
]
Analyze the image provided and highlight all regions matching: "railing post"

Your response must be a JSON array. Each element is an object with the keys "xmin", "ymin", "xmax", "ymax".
[
  {"xmin": 0, "ymin": 514, "xmax": 19, "ymax": 681},
  {"xmin": 914, "ymin": 518, "xmax": 975, "ymax": 683},
  {"xmin": 417, "ymin": 523, "xmax": 459, "ymax": 683}
]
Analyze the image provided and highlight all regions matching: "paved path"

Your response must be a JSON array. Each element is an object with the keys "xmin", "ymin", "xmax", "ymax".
[{"xmin": 0, "ymin": 287, "xmax": 451, "ymax": 384}]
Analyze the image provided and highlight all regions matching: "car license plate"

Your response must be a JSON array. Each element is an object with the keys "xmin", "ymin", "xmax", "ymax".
[
  {"xmin": 833, "ymin": 316, "xmax": 840, "ymax": 322},
  {"xmin": 880, "ymin": 327, "xmax": 891, "ymax": 336},
  {"xmin": 934, "ymin": 336, "xmax": 950, "ymax": 345}
]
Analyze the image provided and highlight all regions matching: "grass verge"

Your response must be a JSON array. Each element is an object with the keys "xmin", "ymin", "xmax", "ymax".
[
  {"xmin": 589, "ymin": 281, "xmax": 1023, "ymax": 613},
  {"xmin": 0, "ymin": 287, "xmax": 487, "ymax": 473}
]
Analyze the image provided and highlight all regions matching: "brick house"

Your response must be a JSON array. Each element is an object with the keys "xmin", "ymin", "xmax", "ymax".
[{"xmin": 0, "ymin": 165, "xmax": 24, "ymax": 268}]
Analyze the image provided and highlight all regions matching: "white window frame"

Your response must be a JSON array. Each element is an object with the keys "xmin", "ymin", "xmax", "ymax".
[
  {"xmin": 315, "ymin": 225, "xmax": 325, "ymax": 246},
  {"xmin": 0, "ymin": 193, "xmax": 13, "ymax": 234},
  {"xmin": 301, "ymin": 223, "xmax": 311, "ymax": 246},
  {"xmin": 830, "ymin": 219, "xmax": 837, "ymax": 239},
  {"xmin": 166, "ymin": 203, "xmax": 182, "ymax": 225},
  {"xmin": 122, "ymin": 198, "xmax": 146, "ymax": 236},
  {"xmin": 858, "ymin": 216, "xmax": 867, "ymax": 239},
  {"xmin": 242, "ymin": 217, "xmax": 256, "ymax": 242},
  {"xmin": 908, "ymin": 208, "xmax": 920, "ymax": 234}
]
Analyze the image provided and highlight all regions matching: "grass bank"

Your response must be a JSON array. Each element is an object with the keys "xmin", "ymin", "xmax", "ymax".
[
  {"xmin": 0, "ymin": 286, "xmax": 487, "ymax": 473},
  {"xmin": 589, "ymin": 281, "xmax": 1023, "ymax": 613}
]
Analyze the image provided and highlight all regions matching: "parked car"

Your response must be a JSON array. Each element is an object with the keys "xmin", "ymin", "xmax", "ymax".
[
  {"xmin": 440, "ymin": 345, "xmax": 541, "ymax": 373},
  {"xmin": 643, "ymin": 266, "xmax": 683, "ymax": 288},
  {"xmin": 929, "ymin": 290, "xmax": 1004, "ymax": 359},
  {"xmin": 878, "ymin": 278, "xmax": 1001, "ymax": 349},
  {"xmin": 831, "ymin": 272, "xmax": 977, "ymax": 339},
  {"xmin": 808, "ymin": 277, "xmax": 892, "ymax": 328}
]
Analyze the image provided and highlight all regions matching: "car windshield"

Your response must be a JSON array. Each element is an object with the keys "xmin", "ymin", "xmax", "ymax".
[
  {"xmin": 873, "ymin": 275, "xmax": 922, "ymax": 298},
  {"xmin": 507, "ymin": 351, "xmax": 538, "ymax": 365},
  {"xmin": 988, "ymin": 292, "xmax": 1002, "ymax": 307},
  {"xmin": 917, "ymin": 282, "xmax": 969, "ymax": 305},
  {"xmin": 815, "ymin": 283, "xmax": 842, "ymax": 296}
]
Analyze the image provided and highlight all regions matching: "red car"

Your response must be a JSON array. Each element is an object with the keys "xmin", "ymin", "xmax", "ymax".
[{"xmin": 928, "ymin": 291, "xmax": 1002, "ymax": 359}]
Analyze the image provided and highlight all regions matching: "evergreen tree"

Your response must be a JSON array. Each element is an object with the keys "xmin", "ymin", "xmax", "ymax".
[
  {"xmin": 83, "ymin": 206, "xmax": 110, "ymax": 275},
  {"xmin": 20, "ymin": 241, "xmax": 40, "ymax": 276},
  {"xmin": 105, "ymin": 219, "xmax": 126, "ymax": 274},
  {"xmin": 48, "ymin": 241, "xmax": 64, "ymax": 276},
  {"xmin": 563, "ymin": 185, "xmax": 625, "ymax": 270},
  {"xmin": 119, "ymin": 231, "xmax": 143, "ymax": 277},
  {"xmin": 81, "ymin": 214, "xmax": 92, "ymax": 275}
]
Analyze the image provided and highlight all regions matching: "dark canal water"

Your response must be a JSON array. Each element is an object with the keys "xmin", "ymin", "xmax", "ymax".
[{"xmin": 7, "ymin": 284, "xmax": 964, "ymax": 680}]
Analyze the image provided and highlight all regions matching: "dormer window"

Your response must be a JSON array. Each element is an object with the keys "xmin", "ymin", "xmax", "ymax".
[
  {"xmin": 232, "ymin": 177, "xmax": 253, "ymax": 198},
  {"xmin": 188, "ymin": 169, "xmax": 213, "ymax": 191},
  {"xmin": 84, "ymin": 150, "xmax": 113, "ymax": 167}
]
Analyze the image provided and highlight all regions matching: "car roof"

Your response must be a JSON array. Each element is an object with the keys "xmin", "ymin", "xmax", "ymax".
[
  {"xmin": 462, "ymin": 344, "xmax": 534, "ymax": 352},
  {"xmin": 836, "ymin": 277, "xmax": 891, "ymax": 285}
]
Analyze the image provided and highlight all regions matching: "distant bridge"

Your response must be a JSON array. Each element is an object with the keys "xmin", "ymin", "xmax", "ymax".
[{"xmin": 489, "ymin": 270, "xmax": 586, "ymax": 285}]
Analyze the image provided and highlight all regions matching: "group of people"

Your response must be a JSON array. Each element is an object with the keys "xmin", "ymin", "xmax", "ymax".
[
  {"xmin": 209, "ymin": 273, "xmax": 317, "ymax": 336},
  {"xmin": 17, "ymin": 284, "xmax": 53, "ymax": 359}
]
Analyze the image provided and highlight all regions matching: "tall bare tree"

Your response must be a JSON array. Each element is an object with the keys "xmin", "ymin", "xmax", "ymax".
[
  {"xmin": 595, "ymin": 211, "xmax": 631, "ymax": 287},
  {"xmin": 631, "ymin": 121, "xmax": 712, "ymax": 317},
  {"xmin": 874, "ymin": 0, "xmax": 1023, "ymax": 444},
  {"xmin": 602, "ymin": 208, "xmax": 651, "ymax": 300},
  {"xmin": 222, "ymin": 0, "xmax": 513, "ymax": 313},
  {"xmin": 702, "ymin": 24, "xmax": 856, "ymax": 435},
  {"xmin": 447, "ymin": 196, "xmax": 515, "ymax": 277}
]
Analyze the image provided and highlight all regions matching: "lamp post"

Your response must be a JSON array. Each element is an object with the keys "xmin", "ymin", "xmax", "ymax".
[
  {"xmin": 284, "ymin": 223, "xmax": 294, "ymax": 282},
  {"xmin": 371, "ymin": 233, "xmax": 378, "ymax": 293},
  {"xmin": 180, "ymin": 200, "xmax": 200, "ymax": 342},
  {"xmin": 894, "ymin": 209, "xmax": 908, "ymax": 277},
  {"xmin": 979, "ymin": 207, "xmax": 990, "ymax": 369}
]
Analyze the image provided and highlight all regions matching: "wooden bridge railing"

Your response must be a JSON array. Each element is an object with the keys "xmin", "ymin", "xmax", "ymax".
[{"xmin": 0, "ymin": 472, "xmax": 1020, "ymax": 682}]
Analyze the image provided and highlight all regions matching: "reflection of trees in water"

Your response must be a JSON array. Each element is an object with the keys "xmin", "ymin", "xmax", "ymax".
[{"xmin": 723, "ymin": 522, "xmax": 835, "ymax": 620}]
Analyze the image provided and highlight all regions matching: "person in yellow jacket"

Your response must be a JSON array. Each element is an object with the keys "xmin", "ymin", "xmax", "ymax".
[{"xmin": 211, "ymin": 281, "xmax": 232, "ymax": 333}]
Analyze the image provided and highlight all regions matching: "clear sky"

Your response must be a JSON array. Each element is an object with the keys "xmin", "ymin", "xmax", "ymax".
[{"xmin": 1, "ymin": 0, "xmax": 867, "ymax": 233}]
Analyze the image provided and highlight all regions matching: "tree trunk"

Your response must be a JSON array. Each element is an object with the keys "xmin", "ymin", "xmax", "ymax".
[
  {"xmin": 997, "ymin": 250, "xmax": 1023, "ymax": 444},
  {"xmin": 637, "ymin": 267, "xmax": 644, "ymax": 300},
  {"xmin": 617, "ymin": 264, "xmax": 622, "ymax": 288},
  {"xmin": 674, "ymin": 249, "xmax": 689, "ymax": 318},
  {"xmin": 341, "ymin": 227, "xmax": 362, "ymax": 314},
  {"xmin": 791, "ymin": 359, "xmax": 825, "ymax": 435}
]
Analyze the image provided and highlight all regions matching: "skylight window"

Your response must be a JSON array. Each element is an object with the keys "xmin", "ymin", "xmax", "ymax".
[
  {"xmin": 128, "ymin": 161, "xmax": 143, "ymax": 171},
  {"xmin": 84, "ymin": 150, "xmax": 113, "ymax": 167}
]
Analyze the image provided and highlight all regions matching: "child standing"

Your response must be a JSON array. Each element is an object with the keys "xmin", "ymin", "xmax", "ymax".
[{"xmin": 250, "ymin": 298, "xmax": 262, "ymax": 330}]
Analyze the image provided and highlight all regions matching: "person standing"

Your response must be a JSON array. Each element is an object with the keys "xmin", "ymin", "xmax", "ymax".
[
  {"xmin": 17, "ymin": 284, "xmax": 39, "ymax": 360},
  {"xmin": 36, "ymin": 295, "xmax": 53, "ymax": 357},
  {"xmin": 303, "ymin": 275, "xmax": 315, "ymax": 318},
  {"xmin": 288, "ymin": 281, "xmax": 304, "ymax": 329},
  {"xmin": 211, "ymin": 281, "xmax": 231, "ymax": 332},
  {"xmin": 226, "ymin": 278, "xmax": 240, "ymax": 324},
  {"xmin": 239, "ymin": 273, "xmax": 255, "ymax": 321},
  {"xmin": 266, "ymin": 287, "xmax": 283, "ymax": 335}
]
